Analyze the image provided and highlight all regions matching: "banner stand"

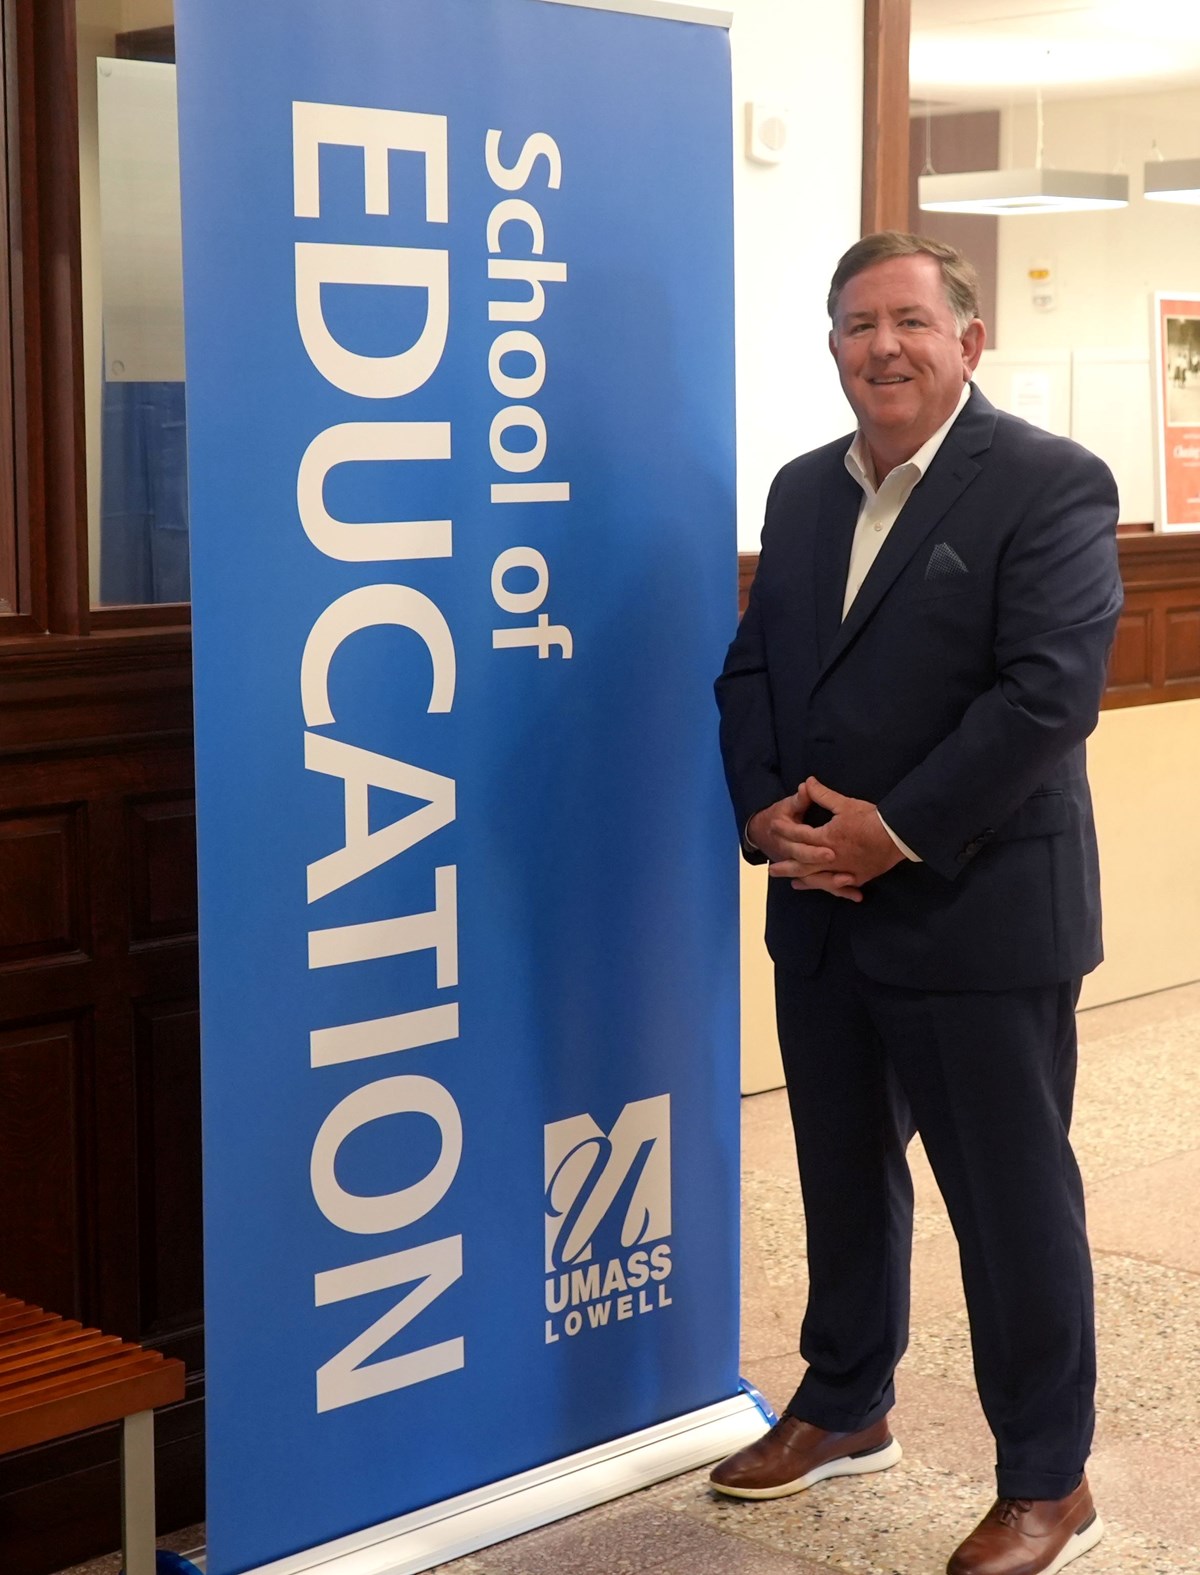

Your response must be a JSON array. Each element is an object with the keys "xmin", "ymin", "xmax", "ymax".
[
  {"xmin": 177, "ymin": 0, "xmax": 746, "ymax": 1567},
  {"xmin": 194, "ymin": 1392, "xmax": 768, "ymax": 1575}
]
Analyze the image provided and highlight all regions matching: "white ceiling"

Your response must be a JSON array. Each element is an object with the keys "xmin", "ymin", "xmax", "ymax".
[{"xmin": 912, "ymin": 1, "xmax": 1200, "ymax": 110}]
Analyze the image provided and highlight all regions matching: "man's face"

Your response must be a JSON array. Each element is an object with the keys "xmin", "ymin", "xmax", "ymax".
[{"xmin": 829, "ymin": 253, "xmax": 985, "ymax": 466}]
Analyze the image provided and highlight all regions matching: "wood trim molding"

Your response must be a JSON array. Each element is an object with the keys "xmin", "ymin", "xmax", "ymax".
[
  {"xmin": 90, "ymin": 602, "xmax": 190, "ymax": 631},
  {"xmin": 1112, "ymin": 531, "xmax": 1200, "ymax": 589},
  {"xmin": 736, "ymin": 533, "xmax": 1200, "ymax": 709},
  {"xmin": 0, "ymin": 629, "xmax": 193, "ymax": 755},
  {"xmin": 9, "ymin": 0, "xmax": 88, "ymax": 635},
  {"xmin": 861, "ymin": 0, "xmax": 912, "ymax": 234}
]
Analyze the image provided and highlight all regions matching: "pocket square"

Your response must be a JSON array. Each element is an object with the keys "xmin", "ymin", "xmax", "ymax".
[{"xmin": 925, "ymin": 542, "xmax": 969, "ymax": 581}]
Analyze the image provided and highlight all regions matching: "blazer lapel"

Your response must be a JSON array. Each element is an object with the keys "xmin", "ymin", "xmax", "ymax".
[
  {"xmin": 814, "ymin": 386, "xmax": 996, "ymax": 686},
  {"xmin": 812, "ymin": 459, "xmax": 861, "ymax": 666}
]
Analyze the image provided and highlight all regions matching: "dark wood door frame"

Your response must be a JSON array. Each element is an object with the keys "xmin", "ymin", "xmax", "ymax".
[
  {"xmin": 4, "ymin": 0, "xmax": 90, "ymax": 636},
  {"xmin": 861, "ymin": 0, "xmax": 912, "ymax": 234}
]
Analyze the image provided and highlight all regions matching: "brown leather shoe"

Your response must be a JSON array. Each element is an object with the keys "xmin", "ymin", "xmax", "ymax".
[
  {"xmin": 947, "ymin": 1477, "xmax": 1103, "ymax": 1575},
  {"xmin": 709, "ymin": 1414, "xmax": 901, "ymax": 1500}
]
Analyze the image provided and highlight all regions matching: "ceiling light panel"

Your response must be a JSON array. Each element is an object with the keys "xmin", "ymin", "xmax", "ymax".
[
  {"xmin": 918, "ymin": 167, "xmax": 1130, "ymax": 214},
  {"xmin": 1143, "ymin": 156, "xmax": 1200, "ymax": 203}
]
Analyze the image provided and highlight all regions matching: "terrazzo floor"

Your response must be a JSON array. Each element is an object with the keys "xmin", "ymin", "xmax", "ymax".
[{"xmin": 58, "ymin": 980, "xmax": 1200, "ymax": 1575}]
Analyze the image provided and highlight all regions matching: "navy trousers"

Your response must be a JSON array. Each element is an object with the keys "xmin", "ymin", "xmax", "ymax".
[{"xmin": 775, "ymin": 909, "xmax": 1095, "ymax": 1501}]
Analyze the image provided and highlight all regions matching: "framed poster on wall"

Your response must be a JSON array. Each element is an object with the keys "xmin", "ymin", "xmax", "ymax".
[{"xmin": 1153, "ymin": 293, "xmax": 1200, "ymax": 533}]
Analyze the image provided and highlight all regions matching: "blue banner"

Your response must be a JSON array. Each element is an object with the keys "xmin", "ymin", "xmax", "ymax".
[{"xmin": 176, "ymin": 2, "xmax": 738, "ymax": 1570}]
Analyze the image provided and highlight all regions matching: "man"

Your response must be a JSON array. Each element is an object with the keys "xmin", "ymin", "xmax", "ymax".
[{"xmin": 712, "ymin": 232, "xmax": 1122, "ymax": 1575}]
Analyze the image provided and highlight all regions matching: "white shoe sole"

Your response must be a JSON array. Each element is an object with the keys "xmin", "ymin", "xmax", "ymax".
[
  {"xmin": 1043, "ymin": 1511, "xmax": 1105, "ymax": 1575},
  {"xmin": 710, "ymin": 1436, "xmax": 903, "ymax": 1501}
]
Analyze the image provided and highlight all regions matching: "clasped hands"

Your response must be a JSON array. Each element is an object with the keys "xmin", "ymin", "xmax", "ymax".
[{"xmin": 747, "ymin": 778, "xmax": 904, "ymax": 903}]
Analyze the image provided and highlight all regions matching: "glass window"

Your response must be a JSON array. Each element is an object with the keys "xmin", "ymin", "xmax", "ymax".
[
  {"xmin": 910, "ymin": 1, "xmax": 1200, "ymax": 533},
  {"xmin": 77, "ymin": 0, "xmax": 186, "ymax": 608}
]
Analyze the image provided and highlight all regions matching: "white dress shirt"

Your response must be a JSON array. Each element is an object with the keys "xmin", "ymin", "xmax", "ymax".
[
  {"xmin": 842, "ymin": 383, "xmax": 972, "ymax": 618},
  {"xmin": 844, "ymin": 383, "xmax": 973, "ymax": 862}
]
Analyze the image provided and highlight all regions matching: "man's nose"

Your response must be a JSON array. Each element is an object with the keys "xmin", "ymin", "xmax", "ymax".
[{"xmin": 868, "ymin": 323, "xmax": 901, "ymax": 357}]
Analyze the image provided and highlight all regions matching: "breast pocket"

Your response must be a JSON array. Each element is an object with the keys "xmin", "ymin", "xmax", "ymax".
[{"xmin": 902, "ymin": 574, "xmax": 975, "ymax": 604}]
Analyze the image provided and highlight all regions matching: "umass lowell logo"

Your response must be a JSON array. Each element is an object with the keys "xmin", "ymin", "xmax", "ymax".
[{"xmin": 543, "ymin": 1095, "xmax": 673, "ymax": 1344}]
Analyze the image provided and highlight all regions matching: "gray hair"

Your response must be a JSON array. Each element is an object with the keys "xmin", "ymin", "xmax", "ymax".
[{"xmin": 827, "ymin": 231, "xmax": 981, "ymax": 332}]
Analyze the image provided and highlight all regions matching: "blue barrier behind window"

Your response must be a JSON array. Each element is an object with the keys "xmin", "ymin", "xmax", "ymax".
[{"xmin": 99, "ymin": 376, "xmax": 190, "ymax": 605}]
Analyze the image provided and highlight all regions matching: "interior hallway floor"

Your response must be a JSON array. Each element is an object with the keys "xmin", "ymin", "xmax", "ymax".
[{"xmin": 60, "ymin": 980, "xmax": 1200, "ymax": 1575}]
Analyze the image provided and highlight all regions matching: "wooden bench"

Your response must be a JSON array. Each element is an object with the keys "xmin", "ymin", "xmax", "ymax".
[{"xmin": 0, "ymin": 1293, "xmax": 187, "ymax": 1575}]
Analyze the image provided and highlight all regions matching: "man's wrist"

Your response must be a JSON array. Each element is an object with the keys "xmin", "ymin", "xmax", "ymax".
[{"xmin": 877, "ymin": 810, "xmax": 921, "ymax": 863}]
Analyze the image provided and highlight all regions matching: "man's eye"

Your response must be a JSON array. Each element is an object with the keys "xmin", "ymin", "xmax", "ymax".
[{"xmin": 900, "ymin": 318, "xmax": 925, "ymax": 329}]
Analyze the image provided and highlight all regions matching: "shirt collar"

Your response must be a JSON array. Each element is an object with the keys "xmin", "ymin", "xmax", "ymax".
[{"xmin": 845, "ymin": 382, "xmax": 972, "ymax": 495}]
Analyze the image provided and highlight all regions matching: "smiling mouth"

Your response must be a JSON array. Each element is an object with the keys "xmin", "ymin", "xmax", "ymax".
[{"xmin": 869, "ymin": 375, "xmax": 911, "ymax": 385}]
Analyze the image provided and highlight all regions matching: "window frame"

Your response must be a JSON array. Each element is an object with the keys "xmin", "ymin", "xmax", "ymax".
[{"xmin": 0, "ymin": 0, "xmax": 190, "ymax": 643}]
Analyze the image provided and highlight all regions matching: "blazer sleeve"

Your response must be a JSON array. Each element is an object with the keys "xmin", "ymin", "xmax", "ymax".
[
  {"xmin": 877, "ymin": 451, "xmax": 1123, "ymax": 881},
  {"xmin": 714, "ymin": 476, "xmax": 789, "ymax": 863}
]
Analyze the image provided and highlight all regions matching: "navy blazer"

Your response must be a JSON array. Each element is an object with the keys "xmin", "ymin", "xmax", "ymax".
[{"xmin": 716, "ymin": 386, "xmax": 1123, "ymax": 992}]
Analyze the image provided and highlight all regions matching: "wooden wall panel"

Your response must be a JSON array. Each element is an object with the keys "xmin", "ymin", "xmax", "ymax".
[
  {"xmin": 1165, "ymin": 605, "xmax": 1200, "ymax": 687},
  {"xmin": 0, "ymin": 806, "xmax": 86, "ymax": 961},
  {"xmin": 0, "ymin": 652, "xmax": 203, "ymax": 1573},
  {"xmin": 1105, "ymin": 535, "xmax": 1200, "ymax": 708},
  {"xmin": 133, "ymin": 995, "xmax": 203, "ymax": 1345},
  {"xmin": 0, "ymin": 1017, "xmax": 85, "ymax": 1314},
  {"xmin": 1106, "ymin": 609, "xmax": 1154, "ymax": 697},
  {"xmin": 127, "ymin": 795, "xmax": 198, "ymax": 945}
]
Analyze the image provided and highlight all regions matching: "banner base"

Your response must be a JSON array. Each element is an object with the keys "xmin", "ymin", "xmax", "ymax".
[{"xmin": 215, "ymin": 1391, "xmax": 767, "ymax": 1575}]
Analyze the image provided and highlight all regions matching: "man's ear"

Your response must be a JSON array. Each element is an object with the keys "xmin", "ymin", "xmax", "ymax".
[
  {"xmin": 961, "ymin": 317, "xmax": 986, "ymax": 374},
  {"xmin": 828, "ymin": 329, "xmax": 838, "ymax": 361}
]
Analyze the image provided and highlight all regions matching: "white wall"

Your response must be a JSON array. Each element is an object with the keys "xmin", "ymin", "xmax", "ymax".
[
  {"xmin": 982, "ymin": 87, "xmax": 1200, "ymax": 521},
  {"xmin": 996, "ymin": 88, "xmax": 1200, "ymax": 355},
  {"xmin": 726, "ymin": 0, "xmax": 864, "ymax": 548}
]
